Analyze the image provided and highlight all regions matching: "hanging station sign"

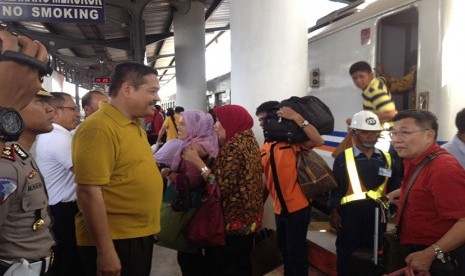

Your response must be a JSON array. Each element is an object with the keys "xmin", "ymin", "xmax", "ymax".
[{"xmin": 0, "ymin": 0, "xmax": 105, "ymax": 24}]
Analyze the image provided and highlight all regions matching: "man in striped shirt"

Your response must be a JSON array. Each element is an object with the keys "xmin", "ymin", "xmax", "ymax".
[{"xmin": 349, "ymin": 61, "xmax": 397, "ymax": 123}]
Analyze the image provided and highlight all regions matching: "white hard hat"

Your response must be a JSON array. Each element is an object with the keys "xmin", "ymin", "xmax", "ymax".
[{"xmin": 350, "ymin": 110, "xmax": 383, "ymax": 131}]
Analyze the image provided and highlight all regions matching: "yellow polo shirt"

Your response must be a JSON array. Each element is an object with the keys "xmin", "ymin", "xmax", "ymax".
[
  {"xmin": 72, "ymin": 102, "xmax": 163, "ymax": 246},
  {"xmin": 163, "ymin": 113, "xmax": 180, "ymax": 141}
]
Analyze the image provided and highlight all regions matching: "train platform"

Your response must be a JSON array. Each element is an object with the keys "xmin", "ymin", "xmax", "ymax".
[{"xmin": 149, "ymin": 207, "xmax": 394, "ymax": 275}]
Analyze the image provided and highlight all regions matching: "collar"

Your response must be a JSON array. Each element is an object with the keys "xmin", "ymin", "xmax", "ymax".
[
  {"xmin": 408, "ymin": 142, "xmax": 440, "ymax": 166},
  {"xmin": 363, "ymin": 77, "xmax": 379, "ymax": 94},
  {"xmin": 100, "ymin": 102, "xmax": 137, "ymax": 127},
  {"xmin": 452, "ymin": 135, "xmax": 465, "ymax": 153},
  {"xmin": 52, "ymin": 123, "xmax": 73, "ymax": 133},
  {"xmin": 353, "ymin": 145, "xmax": 381, "ymax": 157}
]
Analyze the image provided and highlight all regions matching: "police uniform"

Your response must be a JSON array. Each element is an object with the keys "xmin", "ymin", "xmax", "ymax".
[{"xmin": 0, "ymin": 143, "xmax": 55, "ymax": 272}]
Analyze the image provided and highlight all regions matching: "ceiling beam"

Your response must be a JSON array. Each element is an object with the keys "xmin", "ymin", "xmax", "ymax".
[{"xmin": 17, "ymin": 28, "xmax": 172, "ymax": 53}]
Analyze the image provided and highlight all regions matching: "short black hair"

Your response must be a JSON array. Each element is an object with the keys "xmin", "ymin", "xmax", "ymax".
[
  {"xmin": 174, "ymin": 106, "xmax": 184, "ymax": 113},
  {"xmin": 256, "ymin": 101, "xmax": 279, "ymax": 116},
  {"xmin": 108, "ymin": 62, "xmax": 157, "ymax": 97},
  {"xmin": 81, "ymin": 90, "xmax": 106, "ymax": 108},
  {"xmin": 392, "ymin": 109, "xmax": 439, "ymax": 139},
  {"xmin": 455, "ymin": 108, "xmax": 465, "ymax": 134},
  {"xmin": 166, "ymin": 108, "xmax": 174, "ymax": 117},
  {"xmin": 349, "ymin": 61, "xmax": 372, "ymax": 75},
  {"xmin": 154, "ymin": 104, "xmax": 162, "ymax": 111},
  {"xmin": 47, "ymin": 92, "xmax": 72, "ymax": 107}
]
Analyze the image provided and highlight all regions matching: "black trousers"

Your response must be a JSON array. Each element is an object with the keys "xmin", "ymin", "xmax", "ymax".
[
  {"xmin": 275, "ymin": 207, "xmax": 311, "ymax": 276},
  {"xmin": 204, "ymin": 234, "xmax": 254, "ymax": 276},
  {"xmin": 49, "ymin": 201, "xmax": 85, "ymax": 276},
  {"xmin": 78, "ymin": 235, "xmax": 154, "ymax": 276},
  {"xmin": 177, "ymin": 251, "xmax": 205, "ymax": 276},
  {"xmin": 336, "ymin": 201, "xmax": 387, "ymax": 276}
]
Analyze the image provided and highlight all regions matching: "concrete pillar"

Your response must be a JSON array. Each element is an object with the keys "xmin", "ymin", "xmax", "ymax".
[
  {"xmin": 230, "ymin": 0, "xmax": 310, "ymax": 142},
  {"xmin": 230, "ymin": 0, "xmax": 310, "ymax": 229},
  {"xmin": 173, "ymin": 1, "xmax": 207, "ymax": 111}
]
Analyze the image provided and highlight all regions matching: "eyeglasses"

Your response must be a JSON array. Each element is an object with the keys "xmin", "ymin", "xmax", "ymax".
[
  {"xmin": 57, "ymin": 106, "xmax": 79, "ymax": 112},
  {"xmin": 389, "ymin": 129, "xmax": 430, "ymax": 139}
]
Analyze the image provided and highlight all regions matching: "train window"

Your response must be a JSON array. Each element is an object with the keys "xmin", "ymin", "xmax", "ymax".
[{"xmin": 377, "ymin": 7, "xmax": 418, "ymax": 110}]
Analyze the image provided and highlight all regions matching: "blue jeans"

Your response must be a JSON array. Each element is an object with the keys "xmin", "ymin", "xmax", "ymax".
[{"xmin": 275, "ymin": 206, "xmax": 311, "ymax": 276}]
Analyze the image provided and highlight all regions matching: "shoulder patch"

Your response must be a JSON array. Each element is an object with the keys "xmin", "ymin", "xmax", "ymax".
[
  {"xmin": 12, "ymin": 144, "xmax": 28, "ymax": 161},
  {"xmin": 1, "ymin": 146, "xmax": 15, "ymax": 161},
  {"xmin": 0, "ymin": 178, "xmax": 17, "ymax": 204}
]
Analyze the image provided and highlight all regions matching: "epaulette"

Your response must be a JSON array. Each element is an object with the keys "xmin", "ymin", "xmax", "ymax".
[
  {"xmin": 1, "ymin": 145, "xmax": 16, "ymax": 161},
  {"xmin": 12, "ymin": 144, "xmax": 29, "ymax": 161}
]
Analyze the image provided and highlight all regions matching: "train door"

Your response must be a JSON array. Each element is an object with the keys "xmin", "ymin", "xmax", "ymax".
[{"xmin": 377, "ymin": 7, "xmax": 418, "ymax": 111}]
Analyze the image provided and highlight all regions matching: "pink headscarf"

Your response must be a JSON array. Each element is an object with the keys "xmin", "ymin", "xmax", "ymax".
[
  {"xmin": 171, "ymin": 110, "xmax": 219, "ymax": 171},
  {"xmin": 154, "ymin": 138, "xmax": 182, "ymax": 167},
  {"xmin": 213, "ymin": 105, "xmax": 254, "ymax": 142}
]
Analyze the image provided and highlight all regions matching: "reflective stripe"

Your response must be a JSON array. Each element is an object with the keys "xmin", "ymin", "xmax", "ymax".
[{"xmin": 340, "ymin": 148, "xmax": 391, "ymax": 205}]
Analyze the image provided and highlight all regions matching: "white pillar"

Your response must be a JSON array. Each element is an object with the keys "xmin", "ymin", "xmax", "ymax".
[
  {"xmin": 230, "ymin": 0, "xmax": 310, "ymax": 141},
  {"xmin": 230, "ymin": 0, "xmax": 310, "ymax": 230},
  {"xmin": 173, "ymin": 1, "xmax": 207, "ymax": 111}
]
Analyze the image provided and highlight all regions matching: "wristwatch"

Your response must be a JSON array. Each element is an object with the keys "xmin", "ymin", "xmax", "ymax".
[
  {"xmin": 0, "ymin": 107, "xmax": 24, "ymax": 142},
  {"xmin": 301, "ymin": 120, "xmax": 310, "ymax": 129},
  {"xmin": 432, "ymin": 244, "xmax": 446, "ymax": 263}
]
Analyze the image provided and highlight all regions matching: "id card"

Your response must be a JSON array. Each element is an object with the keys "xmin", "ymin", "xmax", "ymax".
[{"xmin": 378, "ymin": 167, "xmax": 392, "ymax": 177}]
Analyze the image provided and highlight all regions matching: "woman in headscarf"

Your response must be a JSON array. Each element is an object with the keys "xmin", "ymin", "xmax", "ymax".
[
  {"xmin": 163, "ymin": 110, "xmax": 218, "ymax": 276},
  {"xmin": 183, "ymin": 105, "xmax": 264, "ymax": 276}
]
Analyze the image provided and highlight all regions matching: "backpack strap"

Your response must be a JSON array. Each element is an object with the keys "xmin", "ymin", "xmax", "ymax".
[
  {"xmin": 170, "ymin": 116, "xmax": 178, "ymax": 133},
  {"xmin": 270, "ymin": 143, "xmax": 289, "ymax": 215}
]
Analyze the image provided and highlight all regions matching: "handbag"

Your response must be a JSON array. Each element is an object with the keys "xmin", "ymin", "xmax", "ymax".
[
  {"xmin": 384, "ymin": 266, "xmax": 430, "ymax": 276},
  {"xmin": 383, "ymin": 151, "xmax": 446, "ymax": 273},
  {"xmin": 251, "ymin": 228, "xmax": 283, "ymax": 276},
  {"xmin": 295, "ymin": 147, "xmax": 337, "ymax": 199},
  {"xmin": 156, "ymin": 183, "xmax": 200, "ymax": 253},
  {"xmin": 186, "ymin": 182, "xmax": 225, "ymax": 247}
]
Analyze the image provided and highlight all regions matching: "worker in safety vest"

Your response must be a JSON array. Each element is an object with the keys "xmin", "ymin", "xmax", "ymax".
[{"xmin": 329, "ymin": 110, "xmax": 400, "ymax": 276}]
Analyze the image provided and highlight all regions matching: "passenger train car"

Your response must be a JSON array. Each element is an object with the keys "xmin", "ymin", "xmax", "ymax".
[{"xmin": 308, "ymin": 0, "xmax": 465, "ymax": 165}]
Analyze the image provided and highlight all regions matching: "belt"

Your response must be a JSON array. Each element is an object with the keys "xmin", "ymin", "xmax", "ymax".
[{"xmin": 0, "ymin": 252, "xmax": 53, "ymax": 275}]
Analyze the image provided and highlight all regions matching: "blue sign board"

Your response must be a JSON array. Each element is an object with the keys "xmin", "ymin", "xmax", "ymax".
[{"xmin": 0, "ymin": 0, "xmax": 105, "ymax": 24}]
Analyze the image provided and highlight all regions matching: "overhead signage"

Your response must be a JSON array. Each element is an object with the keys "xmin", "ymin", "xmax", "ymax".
[
  {"xmin": 94, "ymin": 77, "xmax": 110, "ymax": 84},
  {"xmin": 0, "ymin": 0, "xmax": 105, "ymax": 24}
]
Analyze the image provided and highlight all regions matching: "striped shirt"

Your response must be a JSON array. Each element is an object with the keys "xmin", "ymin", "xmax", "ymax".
[{"xmin": 362, "ymin": 77, "xmax": 396, "ymax": 114}]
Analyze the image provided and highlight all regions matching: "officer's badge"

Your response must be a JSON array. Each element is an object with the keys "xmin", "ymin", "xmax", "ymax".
[
  {"xmin": 33, "ymin": 219, "xmax": 45, "ymax": 231},
  {"xmin": 28, "ymin": 170, "xmax": 37, "ymax": 179},
  {"xmin": 0, "ymin": 178, "xmax": 17, "ymax": 204},
  {"xmin": 1, "ymin": 146, "xmax": 15, "ymax": 161}
]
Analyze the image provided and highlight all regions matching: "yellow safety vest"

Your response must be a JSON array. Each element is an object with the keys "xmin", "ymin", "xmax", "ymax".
[{"xmin": 340, "ymin": 148, "xmax": 391, "ymax": 205}]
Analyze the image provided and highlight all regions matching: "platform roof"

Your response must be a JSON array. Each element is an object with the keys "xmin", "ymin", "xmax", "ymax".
[{"xmin": 0, "ymin": 0, "xmax": 357, "ymax": 89}]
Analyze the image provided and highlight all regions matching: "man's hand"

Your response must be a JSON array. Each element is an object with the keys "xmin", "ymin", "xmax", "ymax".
[
  {"xmin": 330, "ymin": 209, "xmax": 342, "ymax": 232},
  {"xmin": 386, "ymin": 188, "xmax": 401, "ymax": 205},
  {"xmin": 97, "ymin": 248, "xmax": 122, "ymax": 276},
  {"xmin": 405, "ymin": 248, "xmax": 435, "ymax": 273},
  {"xmin": 277, "ymin": 106, "xmax": 302, "ymax": 123},
  {"xmin": 0, "ymin": 31, "xmax": 48, "ymax": 110}
]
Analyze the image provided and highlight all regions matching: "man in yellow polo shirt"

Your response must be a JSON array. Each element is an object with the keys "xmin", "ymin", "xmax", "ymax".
[{"xmin": 72, "ymin": 63, "xmax": 163, "ymax": 276}]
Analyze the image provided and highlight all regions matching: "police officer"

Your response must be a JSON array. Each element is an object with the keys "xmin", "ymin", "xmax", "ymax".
[
  {"xmin": 0, "ymin": 88, "xmax": 55, "ymax": 276},
  {"xmin": 329, "ymin": 110, "xmax": 399, "ymax": 276}
]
